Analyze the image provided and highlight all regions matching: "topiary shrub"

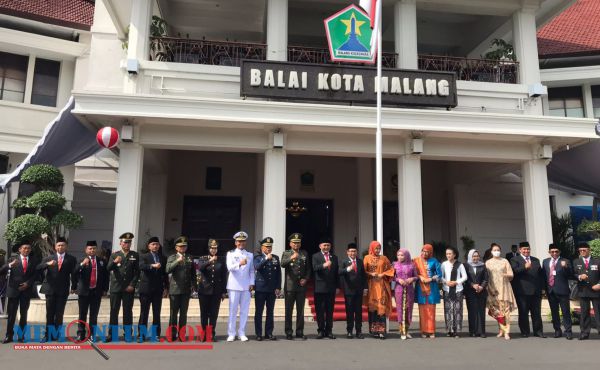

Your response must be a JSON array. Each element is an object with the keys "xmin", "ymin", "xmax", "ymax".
[
  {"xmin": 5, "ymin": 214, "xmax": 50, "ymax": 245},
  {"xmin": 590, "ymin": 239, "xmax": 600, "ymax": 259},
  {"xmin": 20, "ymin": 164, "xmax": 63, "ymax": 190}
]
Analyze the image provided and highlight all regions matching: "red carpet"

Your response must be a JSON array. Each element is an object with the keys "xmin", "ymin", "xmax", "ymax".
[{"xmin": 306, "ymin": 286, "xmax": 398, "ymax": 321}]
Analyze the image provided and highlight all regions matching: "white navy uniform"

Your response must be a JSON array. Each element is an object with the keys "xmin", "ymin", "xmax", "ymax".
[{"xmin": 226, "ymin": 245, "xmax": 255, "ymax": 338}]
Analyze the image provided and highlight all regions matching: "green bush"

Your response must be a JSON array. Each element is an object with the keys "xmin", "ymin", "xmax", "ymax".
[
  {"xmin": 5, "ymin": 214, "xmax": 50, "ymax": 245},
  {"xmin": 20, "ymin": 164, "xmax": 63, "ymax": 189},
  {"xmin": 50, "ymin": 210, "xmax": 83, "ymax": 229},
  {"xmin": 577, "ymin": 219, "xmax": 600, "ymax": 239},
  {"xmin": 25, "ymin": 190, "xmax": 66, "ymax": 211},
  {"xmin": 590, "ymin": 239, "xmax": 600, "ymax": 259}
]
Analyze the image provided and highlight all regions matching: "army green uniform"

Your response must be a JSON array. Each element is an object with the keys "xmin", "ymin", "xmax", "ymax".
[
  {"xmin": 166, "ymin": 251, "xmax": 197, "ymax": 340},
  {"xmin": 107, "ymin": 248, "xmax": 140, "ymax": 341},
  {"xmin": 281, "ymin": 235, "xmax": 311, "ymax": 338}
]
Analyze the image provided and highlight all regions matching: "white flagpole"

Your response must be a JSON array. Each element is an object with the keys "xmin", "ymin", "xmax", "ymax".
[{"xmin": 375, "ymin": 0, "xmax": 383, "ymax": 245}]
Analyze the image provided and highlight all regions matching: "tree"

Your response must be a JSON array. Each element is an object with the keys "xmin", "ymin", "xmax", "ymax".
[{"xmin": 4, "ymin": 164, "xmax": 83, "ymax": 257}]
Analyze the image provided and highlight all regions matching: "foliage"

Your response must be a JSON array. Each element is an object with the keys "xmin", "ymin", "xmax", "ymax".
[
  {"xmin": 460, "ymin": 235, "xmax": 475, "ymax": 260},
  {"xmin": 577, "ymin": 219, "xmax": 600, "ymax": 239},
  {"xmin": 483, "ymin": 38, "xmax": 516, "ymax": 61},
  {"xmin": 20, "ymin": 164, "xmax": 63, "ymax": 190},
  {"xmin": 589, "ymin": 239, "xmax": 600, "ymax": 259},
  {"xmin": 22, "ymin": 190, "xmax": 66, "ymax": 213},
  {"xmin": 122, "ymin": 15, "xmax": 169, "ymax": 52},
  {"xmin": 551, "ymin": 213, "xmax": 576, "ymax": 260},
  {"xmin": 50, "ymin": 210, "xmax": 84, "ymax": 231},
  {"xmin": 5, "ymin": 214, "xmax": 50, "ymax": 246}
]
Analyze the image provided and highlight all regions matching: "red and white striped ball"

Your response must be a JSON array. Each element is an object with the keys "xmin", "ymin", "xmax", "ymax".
[{"xmin": 96, "ymin": 127, "xmax": 120, "ymax": 149}]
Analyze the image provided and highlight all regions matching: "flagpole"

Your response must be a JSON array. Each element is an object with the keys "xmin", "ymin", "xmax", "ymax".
[{"xmin": 375, "ymin": 0, "xmax": 383, "ymax": 245}]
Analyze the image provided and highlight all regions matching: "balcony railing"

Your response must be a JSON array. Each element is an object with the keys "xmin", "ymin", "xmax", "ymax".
[{"xmin": 149, "ymin": 37, "xmax": 519, "ymax": 84}]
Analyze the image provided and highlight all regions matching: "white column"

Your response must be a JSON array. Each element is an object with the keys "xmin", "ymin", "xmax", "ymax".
[
  {"xmin": 266, "ymin": 0, "xmax": 288, "ymax": 61},
  {"xmin": 59, "ymin": 165, "xmax": 75, "ymax": 210},
  {"xmin": 513, "ymin": 6, "xmax": 541, "ymax": 85},
  {"xmin": 394, "ymin": 0, "xmax": 418, "ymax": 69},
  {"xmin": 357, "ymin": 158, "xmax": 374, "ymax": 252},
  {"xmin": 262, "ymin": 148, "xmax": 287, "ymax": 258},
  {"xmin": 583, "ymin": 84, "xmax": 595, "ymax": 118},
  {"xmin": 23, "ymin": 55, "xmax": 36, "ymax": 104},
  {"xmin": 124, "ymin": 0, "xmax": 152, "ymax": 93},
  {"xmin": 397, "ymin": 154, "xmax": 423, "ymax": 257},
  {"xmin": 112, "ymin": 143, "xmax": 144, "ymax": 251},
  {"xmin": 521, "ymin": 158, "xmax": 553, "ymax": 259}
]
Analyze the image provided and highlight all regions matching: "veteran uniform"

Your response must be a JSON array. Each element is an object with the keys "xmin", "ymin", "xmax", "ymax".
[
  {"xmin": 281, "ymin": 233, "xmax": 311, "ymax": 340},
  {"xmin": 106, "ymin": 232, "xmax": 140, "ymax": 341},
  {"xmin": 253, "ymin": 237, "xmax": 281, "ymax": 340},
  {"xmin": 574, "ymin": 249, "xmax": 600, "ymax": 339},
  {"xmin": 166, "ymin": 236, "xmax": 196, "ymax": 341},
  {"xmin": 197, "ymin": 239, "xmax": 228, "ymax": 341},
  {"xmin": 226, "ymin": 231, "xmax": 255, "ymax": 341}
]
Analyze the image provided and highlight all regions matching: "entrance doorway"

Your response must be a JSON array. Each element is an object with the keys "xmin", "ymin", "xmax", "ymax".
[
  {"xmin": 182, "ymin": 196, "xmax": 241, "ymax": 256},
  {"xmin": 286, "ymin": 198, "xmax": 334, "ymax": 257}
]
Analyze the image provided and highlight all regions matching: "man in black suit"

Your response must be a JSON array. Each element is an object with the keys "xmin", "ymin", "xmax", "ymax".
[
  {"xmin": 138, "ymin": 237, "xmax": 168, "ymax": 341},
  {"xmin": 1, "ymin": 242, "xmax": 38, "ymax": 343},
  {"xmin": 510, "ymin": 241, "xmax": 545, "ymax": 338},
  {"xmin": 312, "ymin": 238, "xmax": 339, "ymax": 339},
  {"xmin": 73, "ymin": 240, "xmax": 109, "ymax": 341},
  {"xmin": 505, "ymin": 244, "xmax": 519, "ymax": 261},
  {"xmin": 37, "ymin": 237, "xmax": 77, "ymax": 342},
  {"xmin": 542, "ymin": 243, "xmax": 573, "ymax": 340},
  {"xmin": 573, "ymin": 241, "xmax": 600, "ymax": 340},
  {"xmin": 338, "ymin": 243, "xmax": 366, "ymax": 339}
]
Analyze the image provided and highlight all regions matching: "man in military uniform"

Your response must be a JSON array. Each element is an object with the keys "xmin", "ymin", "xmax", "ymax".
[
  {"xmin": 574, "ymin": 241, "xmax": 600, "ymax": 340},
  {"xmin": 138, "ymin": 236, "xmax": 168, "ymax": 341},
  {"xmin": 166, "ymin": 236, "xmax": 196, "ymax": 341},
  {"xmin": 106, "ymin": 232, "xmax": 140, "ymax": 342},
  {"xmin": 253, "ymin": 237, "xmax": 281, "ymax": 341},
  {"xmin": 281, "ymin": 233, "xmax": 311, "ymax": 340},
  {"xmin": 226, "ymin": 231, "xmax": 254, "ymax": 342}
]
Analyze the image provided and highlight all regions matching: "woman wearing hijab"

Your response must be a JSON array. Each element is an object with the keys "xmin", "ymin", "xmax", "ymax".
[
  {"xmin": 393, "ymin": 248, "xmax": 417, "ymax": 340},
  {"xmin": 441, "ymin": 246, "xmax": 467, "ymax": 337},
  {"xmin": 363, "ymin": 241, "xmax": 394, "ymax": 339},
  {"xmin": 465, "ymin": 249, "xmax": 489, "ymax": 337},
  {"xmin": 485, "ymin": 243, "xmax": 516, "ymax": 340},
  {"xmin": 413, "ymin": 243, "xmax": 442, "ymax": 338}
]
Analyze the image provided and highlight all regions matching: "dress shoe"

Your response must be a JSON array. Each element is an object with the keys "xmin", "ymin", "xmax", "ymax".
[
  {"xmin": 346, "ymin": 333, "xmax": 353, "ymax": 339},
  {"xmin": 296, "ymin": 334, "xmax": 307, "ymax": 340},
  {"xmin": 579, "ymin": 334, "xmax": 589, "ymax": 340},
  {"xmin": 554, "ymin": 330, "xmax": 562, "ymax": 338},
  {"xmin": 565, "ymin": 334, "xmax": 573, "ymax": 340},
  {"xmin": 520, "ymin": 333, "xmax": 529, "ymax": 338},
  {"xmin": 266, "ymin": 335, "xmax": 277, "ymax": 341},
  {"xmin": 40, "ymin": 337, "xmax": 49, "ymax": 343},
  {"xmin": 327, "ymin": 334, "xmax": 336, "ymax": 339},
  {"xmin": 256, "ymin": 335, "xmax": 263, "ymax": 341},
  {"xmin": 533, "ymin": 333, "xmax": 547, "ymax": 338},
  {"xmin": 378, "ymin": 333, "xmax": 386, "ymax": 340},
  {"xmin": 286, "ymin": 334, "xmax": 294, "ymax": 340},
  {"xmin": 240, "ymin": 335, "xmax": 249, "ymax": 342},
  {"xmin": 356, "ymin": 333, "xmax": 364, "ymax": 339},
  {"xmin": 226, "ymin": 335, "xmax": 235, "ymax": 342},
  {"xmin": 316, "ymin": 333, "xmax": 325, "ymax": 339},
  {"xmin": 480, "ymin": 334, "xmax": 487, "ymax": 338},
  {"xmin": 2, "ymin": 337, "xmax": 12, "ymax": 344},
  {"xmin": 469, "ymin": 333, "xmax": 475, "ymax": 337},
  {"xmin": 104, "ymin": 337, "xmax": 112, "ymax": 343}
]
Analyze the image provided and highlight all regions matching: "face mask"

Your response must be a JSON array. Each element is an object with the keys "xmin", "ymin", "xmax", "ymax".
[{"xmin": 491, "ymin": 251, "xmax": 501, "ymax": 257}]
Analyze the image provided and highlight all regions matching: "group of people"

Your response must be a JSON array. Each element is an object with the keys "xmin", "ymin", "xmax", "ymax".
[{"xmin": 1, "ymin": 231, "xmax": 600, "ymax": 343}]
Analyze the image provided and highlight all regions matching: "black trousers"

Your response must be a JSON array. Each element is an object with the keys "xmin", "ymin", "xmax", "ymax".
[
  {"xmin": 314, "ymin": 292, "xmax": 335, "ymax": 335},
  {"xmin": 138, "ymin": 290, "xmax": 163, "ymax": 337},
  {"xmin": 77, "ymin": 291, "xmax": 102, "ymax": 338},
  {"xmin": 284, "ymin": 290, "xmax": 306, "ymax": 335},
  {"xmin": 254, "ymin": 291, "xmax": 276, "ymax": 336},
  {"xmin": 465, "ymin": 292, "xmax": 487, "ymax": 335},
  {"xmin": 547, "ymin": 291, "xmax": 572, "ymax": 334},
  {"xmin": 344, "ymin": 293, "xmax": 363, "ymax": 334},
  {"xmin": 198, "ymin": 293, "xmax": 221, "ymax": 338},
  {"xmin": 109, "ymin": 291, "xmax": 134, "ymax": 339},
  {"xmin": 579, "ymin": 296, "xmax": 600, "ymax": 336},
  {"xmin": 516, "ymin": 294, "xmax": 543, "ymax": 335},
  {"xmin": 169, "ymin": 294, "xmax": 190, "ymax": 340},
  {"xmin": 5, "ymin": 294, "xmax": 30, "ymax": 339},
  {"xmin": 44, "ymin": 294, "xmax": 68, "ymax": 339}
]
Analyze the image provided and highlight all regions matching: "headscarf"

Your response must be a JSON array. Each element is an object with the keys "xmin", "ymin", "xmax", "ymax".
[
  {"xmin": 369, "ymin": 241, "xmax": 381, "ymax": 255},
  {"xmin": 467, "ymin": 249, "xmax": 484, "ymax": 267},
  {"xmin": 396, "ymin": 248, "xmax": 412, "ymax": 265}
]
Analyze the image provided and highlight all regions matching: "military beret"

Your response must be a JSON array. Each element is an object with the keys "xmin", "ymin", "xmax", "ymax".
[
  {"xmin": 147, "ymin": 236, "xmax": 160, "ymax": 245},
  {"xmin": 208, "ymin": 239, "xmax": 219, "ymax": 247},
  {"xmin": 86, "ymin": 240, "xmax": 97, "ymax": 247},
  {"xmin": 260, "ymin": 237, "xmax": 274, "ymax": 247},
  {"xmin": 119, "ymin": 232, "xmax": 134, "ymax": 241},
  {"xmin": 175, "ymin": 236, "xmax": 188, "ymax": 246},
  {"xmin": 233, "ymin": 231, "xmax": 248, "ymax": 241},
  {"xmin": 288, "ymin": 233, "xmax": 302, "ymax": 243},
  {"xmin": 518, "ymin": 241, "xmax": 530, "ymax": 248}
]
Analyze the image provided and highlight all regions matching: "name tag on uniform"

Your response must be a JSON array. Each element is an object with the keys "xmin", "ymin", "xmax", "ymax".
[{"xmin": 591, "ymin": 265, "xmax": 598, "ymax": 271}]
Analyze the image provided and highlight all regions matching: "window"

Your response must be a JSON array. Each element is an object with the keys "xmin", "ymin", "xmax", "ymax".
[
  {"xmin": 592, "ymin": 85, "xmax": 600, "ymax": 118},
  {"xmin": 31, "ymin": 58, "xmax": 60, "ymax": 107},
  {"xmin": 0, "ymin": 51, "xmax": 28, "ymax": 103},
  {"xmin": 548, "ymin": 87, "xmax": 584, "ymax": 118}
]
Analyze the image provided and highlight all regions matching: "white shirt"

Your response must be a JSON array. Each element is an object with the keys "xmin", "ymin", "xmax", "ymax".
[
  {"xmin": 441, "ymin": 261, "xmax": 467, "ymax": 293},
  {"xmin": 226, "ymin": 248, "xmax": 255, "ymax": 291}
]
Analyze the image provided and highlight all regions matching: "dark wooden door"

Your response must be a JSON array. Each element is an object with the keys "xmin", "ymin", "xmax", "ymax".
[
  {"xmin": 286, "ymin": 198, "xmax": 334, "ymax": 257},
  {"xmin": 182, "ymin": 196, "xmax": 241, "ymax": 256}
]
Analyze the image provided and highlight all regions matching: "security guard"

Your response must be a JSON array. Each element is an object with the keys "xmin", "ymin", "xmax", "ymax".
[
  {"xmin": 165, "ymin": 236, "xmax": 196, "ymax": 341},
  {"xmin": 281, "ymin": 233, "xmax": 311, "ymax": 340},
  {"xmin": 226, "ymin": 231, "xmax": 254, "ymax": 342},
  {"xmin": 106, "ymin": 232, "xmax": 140, "ymax": 342},
  {"xmin": 253, "ymin": 237, "xmax": 281, "ymax": 341},
  {"xmin": 197, "ymin": 239, "xmax": 228, "ymax": 342}
]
